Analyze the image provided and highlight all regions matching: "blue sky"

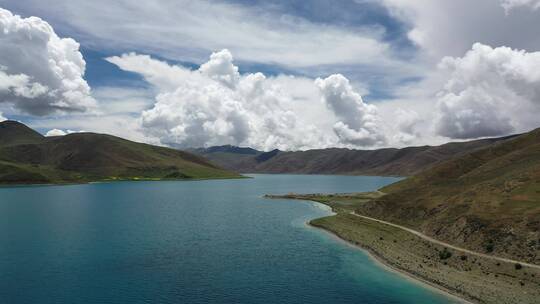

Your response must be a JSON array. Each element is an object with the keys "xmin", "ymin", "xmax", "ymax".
[
  {"xmin": 61, "ymin": 0, "xmax": 414, "ymax": 102},
  {"xmin": 1, "ymin": 0, "xmax": 540, "ymax": 150},
  {"xmin": 2, "ymin": 0, "xmax": 419, "ymax": 101},
  {"xmin": 219, "ymin": 0, "xmax": 414, "ymax": 47}
]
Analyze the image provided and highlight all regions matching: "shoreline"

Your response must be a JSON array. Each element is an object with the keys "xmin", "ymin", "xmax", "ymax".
[
  {"xmin": 300, "ymin": 199, "xmax": 472, "ymax": 303},
  {"xmin": 270, "ymin": 194, "xmax": 540, "ymax": 304},
  {"xmin": 306, "ymin": 217, "xmax": 472, "ymax": 304},
  {"xmin": 0, "ymin": 175, "xmax": 248, "ymax": 188},
  {"xmin": 243, "ymin": 172, "xmax": 406, "ymax": 178}
]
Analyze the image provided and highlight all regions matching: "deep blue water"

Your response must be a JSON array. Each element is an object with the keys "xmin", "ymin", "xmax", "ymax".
[{"xmin": 0, "ymin": 174, "xmax": 458, "ymax": 304}]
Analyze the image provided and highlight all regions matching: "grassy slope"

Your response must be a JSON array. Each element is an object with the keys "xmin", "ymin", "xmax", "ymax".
[
  {"xmin": 0, "ymin": 120, "xmax": 44, "ymax": 146},
  {"xmin": 358, "ymin": 128, "xmax": 540, "ymax": 263},
  {"xmin": 0, "ymin": 121, "xmax": 240, "ymax": 184}
]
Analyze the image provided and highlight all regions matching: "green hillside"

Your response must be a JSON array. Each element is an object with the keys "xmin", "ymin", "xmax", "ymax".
[
  {"xmin": 0, "ymin": 121, "xmax": 240, "ymax": 184},
  {"xmin": 0, "ymin": 120, "xmax": 44, "ymax": 146},
  {"xmin": 359, "ymin": 128, "xmax": 540, "ymax": 263}
]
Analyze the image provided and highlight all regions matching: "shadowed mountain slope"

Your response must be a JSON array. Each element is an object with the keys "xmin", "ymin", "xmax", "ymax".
[
  {"xmin": 193, "ymin": 135, "xmax": 517, "ymax": 176},
  {"xmin": 0, "ymin": 121, "xmax": 239, "ymax": 184}
]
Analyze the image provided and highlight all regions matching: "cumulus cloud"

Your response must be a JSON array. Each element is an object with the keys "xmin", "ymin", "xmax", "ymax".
[
  {"xmin": 391, "ymin": 108, "xmax": 423, "ymax": 144},
  {"xmin": 107, "ymin": 50, "xmax": 393, "ymax": 150},
  {"xmin": 0, "ymin": 8, "xmax": 95, "ymax": 116},
  {"xmin": 45, "ymin": 129, "xmax": 67, "ymax": 136},
  {"xmin": 140, "ymin": 72, "xmax": 327, "ymax": 150},
  {"xmin": 315, "ymin": 74, "xmax": 386, "ymax": 146},
  {"xmin": 4, "ymin": 1, "xmax": 540, "ymax": 151},
  {"xmin": 0, "ymin": 111, "xmax": 6, "ymax": 122},
  {"xmin": 108, "ymin": 52, "xmax": 321, "ymax": 150},
  {"xmin": 45, "ymin": 128, "xmax": 85, "ymax": 136},
  {"xmin": 199, "ymin": 50, "xmax": 240, "ymax": 89},
  {"xmin": 435, "ymin": 43, "xmax": 540, "ymax": 139}
]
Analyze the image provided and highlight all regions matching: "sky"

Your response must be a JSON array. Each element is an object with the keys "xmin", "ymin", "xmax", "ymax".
[{"xmin": 0, "ymin": 0, "xmax": 539, "ymax": 150}]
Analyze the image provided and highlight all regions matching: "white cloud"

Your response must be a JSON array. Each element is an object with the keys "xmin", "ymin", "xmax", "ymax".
[
  {"xmin": 315, "ymin": 74, "xmax": 386, "ymax": 146},
  {"xmin": 113, "ymin": 47, "xmax": 540, "ymax": 149},
  {"xmin": 45, "ymin": 129, "xmax": 67, "ymax": 136},
  {"xmin": 391, "ymin": 108, "xmax": 422, "ymax": 144},
  {"xmin": 373, "ymin": 42, "xmax": 540, "ymax": 143},
  {"xmin": 45, "ymin": 128, "xmax": 84, "ymax": 136},
  {"xmin": 500, "ymin": 0, "xmax": 540, "ymax": 12},
  {"xmin": 107, "ymin": 50, "xmax": 396, "ymax": 150},
  {"xmin": 0, "ymin": 7, "xmax": 95, "ymax": 116},
  {"xmin": 92, "ymin": 86, "xmax": 154, "ymax": 115},
  {"xmin": 0, "ymin": 111, "xmax": 6, "ymax": 122},
  {"xmin": 436, "ymin": 88, "xmax": 514, "ymax": 139},
  {"xmin": 6, "ymin": 0, "xmax": 393, "ymax": 69},
  {"xmin": 31, "ymin": 113, "xmax": 155, "ymax": 144},
  {"xmin": 381, "ymin": 0, "xmax": 540, "ymax": 60},
  {"xmin": 137, "ymin": 62, "xmax": 327, "ymax": 150},
  {"xmin": 199, "ymin": 49, "xmax": 240, "ymax": 89},
  {"xmin": 435, "ymin": 43, "xmax": 540, "ymax": 139},
  {"xmin": 26, "ymin": 85, "xmax": 158, "ymax": 144},
  {"xmin": 4, "ymin": 2, "xmax": 539, "ymax": 149},
  {"xmin": 105, "ymin": 53, "xmax": 194, "ymax": 92}
]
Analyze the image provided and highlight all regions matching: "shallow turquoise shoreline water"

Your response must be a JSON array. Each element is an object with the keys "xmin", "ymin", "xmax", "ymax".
[{"xmin": 0, "ymin": 174, "xmax": 458, "ymax": 304}]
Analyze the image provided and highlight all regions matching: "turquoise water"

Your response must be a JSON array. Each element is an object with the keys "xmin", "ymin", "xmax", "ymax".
[{"xmin": 0, "ymin": 174, "xmax": 458, "ymax": 304}]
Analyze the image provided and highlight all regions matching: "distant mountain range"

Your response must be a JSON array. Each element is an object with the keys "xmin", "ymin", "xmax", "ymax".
[
  {"xmin": 191, "ymin": 135, "xmax": 518, "ymax": 176},
  {"xmin": 362, "ymin": 127, "xmax": 540, "ymax": 263},
  {"xmin": 0, "ymin": 121, "xmax": 239, "ymax": 184}
]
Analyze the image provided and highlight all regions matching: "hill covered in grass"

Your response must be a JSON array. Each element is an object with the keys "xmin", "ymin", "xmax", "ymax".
[
  {"xmin": 359, "ymin": 127, "xmax": 540, "ymax": 263},
  {"xmin": 193, "ymin": 135, "xmax": 516, "ymax": 176},
  {"xmin": 0, "ymin": 121, "xmax": 240, "ymax": 184},
  {"xmin": 265, "ymin": 128, "xmax": 540, "ymax": 302}
]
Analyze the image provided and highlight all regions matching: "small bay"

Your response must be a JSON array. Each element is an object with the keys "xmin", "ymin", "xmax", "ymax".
[{"xmin": 0, "ymin": 174, "xmax": 458, "ymax": 304}]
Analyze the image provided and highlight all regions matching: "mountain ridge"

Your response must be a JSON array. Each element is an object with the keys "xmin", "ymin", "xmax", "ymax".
[
  {"xmin": 193, "ymin": 134, "xmax": 519, "ymax": 176},
  {"xmin": 0, "ymin": 121, "xmax": 240, "ymax": 184}
]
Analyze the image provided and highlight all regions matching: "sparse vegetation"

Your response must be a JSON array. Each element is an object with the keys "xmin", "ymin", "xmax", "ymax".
[
  {"xmin": 366, "ymin": 127, "xmax": 540, "ymax": 264},
  {"xmin": 439, "ymin": 248, "xmax": 452, "ymax": 260},
  {"xmin": 303, "ymin": 208, "xmax": 540, "ymax": 304},
  {"xmin": 486, "ymin": 240, "xmax": 495, "ymax": 253}
]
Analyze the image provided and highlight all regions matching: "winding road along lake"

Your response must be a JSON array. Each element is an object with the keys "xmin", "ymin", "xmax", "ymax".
[{"xmin": 0, "ymin": 174, "xmax": 459, "ymax": 304}]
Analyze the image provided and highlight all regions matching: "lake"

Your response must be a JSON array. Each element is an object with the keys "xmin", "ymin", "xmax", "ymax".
[{"xmin": 0, "ymin": 174, "xmax": 459, "ymax": 304}]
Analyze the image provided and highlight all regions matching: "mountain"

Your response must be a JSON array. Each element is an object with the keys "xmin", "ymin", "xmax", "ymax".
[
  {"xmin": 0, "ymin": 120, "xmax": 44, "ymax": 146},
  {"xmin": 193, "ymin": 135, "xmax": 517, "ymax": 176},
  {"xmin": 358, "ymin": 127, "xmax": 540, "ymax": 263},
  {"xmin": 0, "ymin": 121, "xmax": 240, "ymax": 184},
  {"xmin": 189, "ymin": 145, "xmax": 261, "ymax": 173}
]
